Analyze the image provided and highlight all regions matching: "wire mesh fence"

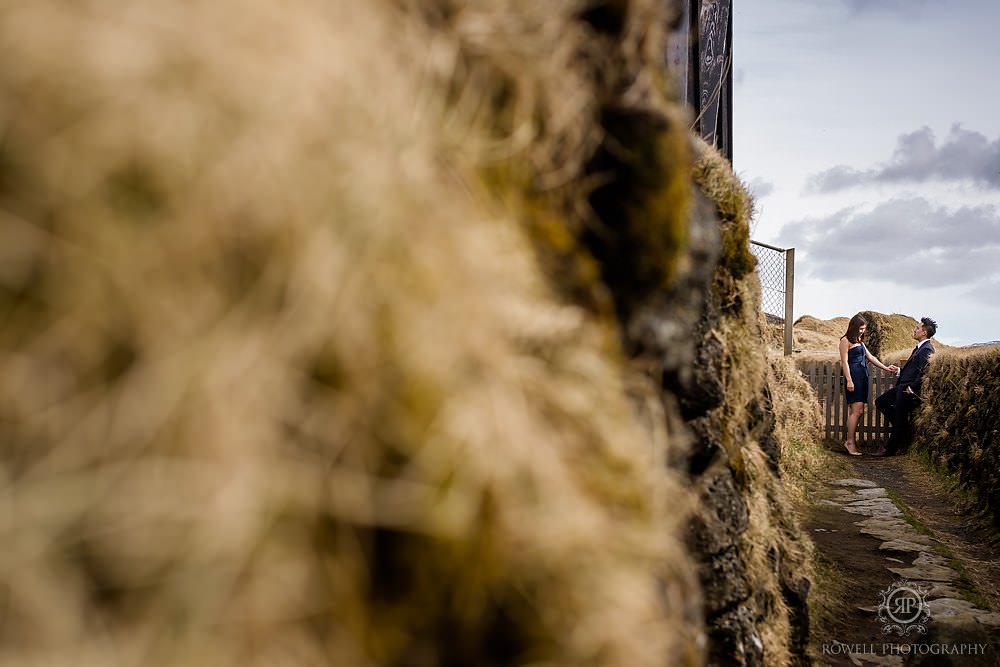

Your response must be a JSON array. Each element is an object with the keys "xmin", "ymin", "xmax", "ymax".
[
  {"xmin": 750, "ymin": 241, "xmax": 788, "ymax": 318},
  {"xmin": 750, "ymin": 240, "xmax": 794, "ymax": 355}
]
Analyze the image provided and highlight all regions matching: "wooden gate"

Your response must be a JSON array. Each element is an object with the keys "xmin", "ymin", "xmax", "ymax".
[{"xmin": 796, "ymin": 360, "xmax": 898, "ymax": 448}]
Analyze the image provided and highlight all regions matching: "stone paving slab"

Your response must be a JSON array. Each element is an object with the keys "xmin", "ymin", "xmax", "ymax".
[
  {"xmin": 974, "ymin": 611, "xmax": 1000, "ymax": 627},
  {"xmin": 826, "ymin": 490, "xmax": 866, "ymax": 503},
  {"xmin": 928, "ymin": 597, "xmax": 981, "ymax": 617},
  {"xmin": 855, "ymin": 518, "xmax": 937, "ymax": 546},
  {"xmin": 887, "ymin": 563, "xmax": 960, "ymax": 582},
  {"xmin": 842, "ymin": 502, "xmax": 902, "ymax": 518},
  {"xmin": 856, "ymin": 487, "xmax": 889, "ymax": 498},
  {"xmin": 832, "ymin": 478, "xmax": 880, "ymax": 488},
  {"xmin": 907, "ymin": 581, "xmax": 963, "ymax": 599},
  {"xmin": 879, "ymin": 539, "xmax": 932, "ymax": 554},
  {"xmin": 912, "ymin": 552, "xmax": 949, "ymax": 568}
]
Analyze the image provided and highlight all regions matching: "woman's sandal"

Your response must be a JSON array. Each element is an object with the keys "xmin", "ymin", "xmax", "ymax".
[{"xmin": 843, "ymin": 442, "xmax": 862, "ymax": 456}]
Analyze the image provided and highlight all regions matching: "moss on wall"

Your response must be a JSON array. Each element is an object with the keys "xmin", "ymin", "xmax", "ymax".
[{"xmin": 582, "ymin": 107, "xmax": 691, "ymax": 317}]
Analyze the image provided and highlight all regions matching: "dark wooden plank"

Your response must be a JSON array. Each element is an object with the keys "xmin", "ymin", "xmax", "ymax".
[
  {"xmin": 667, "ymin": 0, "xmax": 693, "ymax": 103},
  {"xmin": 696, "ymin": 0, "xmax": 731, "ymax": 146},
  {"xmin": 879, "ymin": 368, "xmax": 896, "ymax": 445},
  {"xmin": 864, "ymin": 382, "xmax": 874, "ymax": 445},
  {"xmin": 832, "ymin": 363, "xmax": 841, "ymax": 444},
  {"xmin": 823, "ymin": 364, "xmax": 833, "ymax": 443},
  {"xmin": 877, "ymin": 369, "xmax": 886, "ymax": 445},
  {"xmin": 877, "ymin": 370, "xmax": 884, "ymax": 443}
]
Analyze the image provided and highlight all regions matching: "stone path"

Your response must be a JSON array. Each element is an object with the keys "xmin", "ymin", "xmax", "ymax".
[{"xmin": 813, "ymin": 477, "xmax": 1000, "ymax": 666}]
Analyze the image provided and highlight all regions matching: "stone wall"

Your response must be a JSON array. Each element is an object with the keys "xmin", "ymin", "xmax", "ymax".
[{"xmin": 683, "ymin": 144, "xmax": 813, "ymax": 667}]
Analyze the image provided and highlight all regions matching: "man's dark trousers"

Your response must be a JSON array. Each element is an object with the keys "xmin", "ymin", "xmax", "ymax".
[
  {"xmin": 876, "ymin": 341, "xmax": 934, "ymax": 455},
  {"xmin": 875, "ymin": 386, "xmax": 917, "ymax": 454}
]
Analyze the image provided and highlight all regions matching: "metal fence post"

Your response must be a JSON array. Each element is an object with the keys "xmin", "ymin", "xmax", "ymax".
[{"xmin": 784, "ymin": 248, "xmax": 795, "ymax": 356}]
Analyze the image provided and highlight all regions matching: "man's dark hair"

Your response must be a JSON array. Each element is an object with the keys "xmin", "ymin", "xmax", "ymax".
[{"xmin": 920, "ymin": 316, "xmax": 937, "ymax": 339}]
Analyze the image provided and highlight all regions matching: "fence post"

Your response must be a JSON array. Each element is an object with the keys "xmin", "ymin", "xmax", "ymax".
[{"xmin": 783, "ymin": 248, "xmax": 795, "ymax": 356}]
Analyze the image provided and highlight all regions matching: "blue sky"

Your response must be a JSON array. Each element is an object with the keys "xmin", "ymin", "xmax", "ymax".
[{"xmin": 733, "ymin": 0, "xmax": 1000, "ymax": 345}]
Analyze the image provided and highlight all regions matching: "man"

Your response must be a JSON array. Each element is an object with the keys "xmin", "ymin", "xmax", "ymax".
[{"xmin": 873, "ymin": 317, "xmax": 937, "ymax": 456}]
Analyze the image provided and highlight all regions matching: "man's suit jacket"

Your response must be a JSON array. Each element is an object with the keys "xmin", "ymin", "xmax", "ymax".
[{"xmin": 897, "ymin": 342, "xmax": 934, "ymax": 396}]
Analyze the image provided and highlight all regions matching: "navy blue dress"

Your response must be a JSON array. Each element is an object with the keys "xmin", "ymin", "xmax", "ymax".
[{"xmin": 844, "ymin": 343, "xmax": 868, "ymax": 404}]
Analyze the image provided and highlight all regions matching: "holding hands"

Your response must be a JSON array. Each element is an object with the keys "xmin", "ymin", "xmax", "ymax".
[{"xmin": 887, "ymin": 364, "xmax": 900, "ymax": 375}]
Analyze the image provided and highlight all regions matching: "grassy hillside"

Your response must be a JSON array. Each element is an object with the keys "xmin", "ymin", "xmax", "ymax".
[{"xmin": 771, "ymin": 312, "xmax": 948, "ymax": 362}]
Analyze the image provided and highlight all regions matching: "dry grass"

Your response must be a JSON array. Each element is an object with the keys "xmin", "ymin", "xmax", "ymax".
[
  {"xmin": 691, "ymin": 140, "xmax": 756, "ymax": 281},
  {"xmin": 0, "ymin": 2, "xmax": 704, "ymax": 666},
  {"xmin": 859, "ymin": 312, "xmax": 917, "ymax": 359},
  {"xmin": 770, "ymin": 313, "xmax": 949, "ymax": 363},
  {"xmin": 764, "ymin": 356, "xmax": 850, "ymax": 663},
  {"xmin": 767, "ymin": 355, "xmax": 823, "ymax": 503},
  {"xmin": 770, "ymin": 316, "xmax": 847, "ymax": 360},
  {"xmin": 795, "ymin": 315, "xmax": 850, "ymax": 340},
  {"xmin": 704, "ymin": 262, "xmax": 812, "ymax": 666},
  {"xmin": 916, "ymin": 345, "xmax": 1000, "ymax": 529}
]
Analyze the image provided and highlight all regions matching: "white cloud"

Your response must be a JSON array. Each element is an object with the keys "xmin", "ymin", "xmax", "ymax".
[
  {"xmin": 747, "ymin": 177, "xmax": 773, "ymax": 198},
  {"xmin": 777, "ymin": 198, "xmax": 1000, "ymax": 287},
  {"xmin": 840, "ymin": 0, "xmax": 929, "ymax": 17},
  {"xmin": 807, "ymin": 125, "xmax": 1000, "ymax": 192}
]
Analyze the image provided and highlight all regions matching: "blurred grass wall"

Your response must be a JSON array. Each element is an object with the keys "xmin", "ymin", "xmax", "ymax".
[{"xmin": 0, "ymin": 2, "xmax": 818, "ymax": 666}]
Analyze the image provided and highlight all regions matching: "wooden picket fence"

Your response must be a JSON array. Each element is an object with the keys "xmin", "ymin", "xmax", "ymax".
[{"xmin": 796, "ymin": 360, "xmax": 898, "ymax": 449}]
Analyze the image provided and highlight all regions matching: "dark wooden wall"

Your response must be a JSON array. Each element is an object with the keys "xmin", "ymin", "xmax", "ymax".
[{"xmin": 668, "ymin": 0, "xmax": 733, "ymax": 162}]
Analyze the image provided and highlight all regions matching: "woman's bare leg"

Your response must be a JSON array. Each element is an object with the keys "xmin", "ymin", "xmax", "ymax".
[{"xmin": 845, "ymin": 402, "xmax": 864, "ymax": 455}]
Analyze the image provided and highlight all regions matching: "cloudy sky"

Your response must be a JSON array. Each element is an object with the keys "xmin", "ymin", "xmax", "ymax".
[{"xmin": 733, "ymin": 0, "xmax": 1000, "ymax": 345}]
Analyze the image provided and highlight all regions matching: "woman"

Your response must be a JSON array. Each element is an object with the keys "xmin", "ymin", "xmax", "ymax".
[{"xmin": 839, "ymin": 313, "xmax": 898, "ymax": 456}]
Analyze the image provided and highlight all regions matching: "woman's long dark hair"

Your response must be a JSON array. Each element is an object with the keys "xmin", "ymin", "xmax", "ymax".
[{"xmin": 843, "ymin": 313, "xmax": 867, "ymax": 344}]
